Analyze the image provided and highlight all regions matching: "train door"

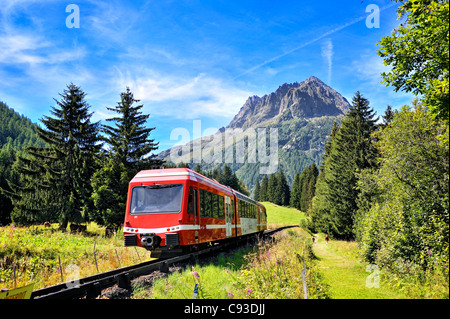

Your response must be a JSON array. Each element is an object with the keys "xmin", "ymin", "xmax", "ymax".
[
  {"xmin": 188, "ymin": 186, "xmax": 200, "ymax": 244},
  {"xmin": 225, "ymin": 196, "xmax": 232, "ymax": 237},
  {"xmin": 257, "ymin": 206, "xmax": 260, "ymax": 232}
]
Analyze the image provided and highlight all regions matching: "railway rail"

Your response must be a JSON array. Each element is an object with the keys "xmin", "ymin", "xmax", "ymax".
[{"xmin": 30, "ymin": 226, "xmax": 297, "ymax": 299}]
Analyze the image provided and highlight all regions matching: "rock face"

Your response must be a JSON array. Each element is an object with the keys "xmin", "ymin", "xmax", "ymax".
[{"xmin": 227, "ymin": 76, "xmax": 350, "ymax": 129}]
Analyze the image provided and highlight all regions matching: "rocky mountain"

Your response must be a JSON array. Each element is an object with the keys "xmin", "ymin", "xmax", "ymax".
[
  {"xmin": 227, "ymin": 76, "xmax": 349, "ymax": 129},
  {"xmin": 159, "ymin": 76, "xmax": 350, "ymax": 191}
]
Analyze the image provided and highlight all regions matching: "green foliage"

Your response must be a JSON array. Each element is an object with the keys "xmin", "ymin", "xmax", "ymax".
[
  {"xmin": 378, "ymin": 0, "xmax": 449, "ymax": 123},
  {"xmin": 290, "ymin": 163, "xmax": 318, "ymax": 211},
  {"xmin": 259, "ymin": 174, "xmax": 268, "ymax": 201},
  {"xmin": 356, "ymin": 103, "xmax": 449, "ymax": 288},
  {"xmin": 308, "ymin": 92, "xmax": 378, "ymax": 239},
  {"xmin": 0, "ymin": 102, "xmax": 45, "ymax": 224},
  {"xmin": 102, "ymin": 87, "xmax": 161, "ymax": 172},
  {"xmin": 2, "ymin": 84, "xmax": 101, "ymax": 228},
  {"xmin": 91, "ymin": 88, "xmax": 162, "ymax": 228}
]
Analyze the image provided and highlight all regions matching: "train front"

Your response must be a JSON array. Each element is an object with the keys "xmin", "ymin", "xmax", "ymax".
[{"xmin": 123, "ymin": 169, "xmax": 188, "ymax": 257}]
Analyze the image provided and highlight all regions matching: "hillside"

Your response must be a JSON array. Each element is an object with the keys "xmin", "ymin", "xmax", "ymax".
[
  {"xmin": 0, "ymin": 101, "xmax": 44, "ymax": 151},
  {"xmin": 0, "ymin": 101, "xmax": 45, "ymax": 224},
  {"xmin": 158, "ymin": 76, "xmax": 349, "ymax": 190},
  {"xmin": 263, "ymin": 201, "xmax": 308, "ymax": 226}
]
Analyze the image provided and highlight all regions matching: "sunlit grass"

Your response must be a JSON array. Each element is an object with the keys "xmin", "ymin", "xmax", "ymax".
[
  {"xmin": 133, "ymin": 227, "xmax": 329, "ymax": 299},
  {"xmin": 0, "ymin": 223, "xmax": 152, "ymax": 290}
]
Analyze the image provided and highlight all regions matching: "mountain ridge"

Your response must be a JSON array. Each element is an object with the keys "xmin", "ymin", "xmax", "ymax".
[{"xmin": 227, "ymin": 76, "xmax": 350, "ymax": 129}]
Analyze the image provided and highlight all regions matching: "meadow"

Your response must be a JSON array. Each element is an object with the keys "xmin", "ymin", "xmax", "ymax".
[
  {"xmin": 0, "ymin": 223, "xmax": 152, "ymax": 290},
  {"xmin": 132, "ymin": 203, "xmax": 328, "ymax": 299},
  {"xmin": 132, "ymin": 227, "xmax": 330, "ymax": 299}
]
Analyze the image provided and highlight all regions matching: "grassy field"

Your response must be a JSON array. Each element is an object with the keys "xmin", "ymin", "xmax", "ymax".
[
  {"xmin": 2, "ymin": 204, "xmax": 433, "ymax": 298},
  {"xmin": 312, "ymin": 237, "xmax": 410, "ymax": 299},
  {"xmin": 133, "ymin": 227, "xmax": 329, "ymax": 299},
  {"xmin": 262, "ymin": 201, "xmax": 308, "ymax": 227},
  {"xmin": 132, "ymin": 203, "xmax": 328, "ymax": 299},
  {"xmin": 0, "ymin": 223, "xmax": 152, "ymax": 290},
  {"xmin": 0, "ymin": 203, "xmax": 304, "ymax": 292}
]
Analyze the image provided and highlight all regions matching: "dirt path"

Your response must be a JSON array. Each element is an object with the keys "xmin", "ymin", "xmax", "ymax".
[{"xmin": 312, "ymin": 238, "xmax": 407, "ymax": 299}]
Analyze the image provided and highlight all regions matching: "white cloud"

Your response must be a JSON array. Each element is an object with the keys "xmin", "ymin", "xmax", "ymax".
[
  {"xmin": 321, "ymin": 38, "xmax": 333, "ymax": 85},
  {"xmin": 115, "ymin": 69, "xmax": 252, "ymax": 119}
]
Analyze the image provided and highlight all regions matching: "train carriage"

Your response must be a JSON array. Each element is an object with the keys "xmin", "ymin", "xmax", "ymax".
[{"xmin": 123, "ymin": 168, "xmax": 267, "ymax": 257}]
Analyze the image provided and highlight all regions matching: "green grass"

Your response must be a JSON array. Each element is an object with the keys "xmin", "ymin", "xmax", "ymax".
[
  {"xmin": 133, "ymin": 227, "xmax": 329, "ymax": 299},
  {"xmin": 0, "ymin": 223, "xmax": 152, "ymax": 290},
  {"xmin": 312, "ymin": 237, "xmax": 409, "ymax": 299},
  {"xmin": 262, "ymin": 202, "xmax": 308, "ymax": 227}
]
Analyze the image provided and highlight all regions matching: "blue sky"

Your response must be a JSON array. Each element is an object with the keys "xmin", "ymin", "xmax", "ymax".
[{"xmin": 0, "ymin": 0, "xmax": 415, "ymax": 152}]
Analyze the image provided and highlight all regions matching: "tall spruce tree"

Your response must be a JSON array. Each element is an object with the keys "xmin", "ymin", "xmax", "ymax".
[
  {"xmin": 91, "ymin": 88, "xmax": 162, "ymax": 228},
  {"xmin": 267, "ymin": 173, "xmax": 277, "ymax": 203},
  {"xmin": 253, "ymin": 179, "xmax": 261, "ymax": 201},
  {"xmin": 299, "ymin": 163, "xmax": 319, "ymax": 212},
  {"xmin": 102, "ymin": 87, "xmax": 161, "ymax": 171},
  {"xmin": 259, "ymin": 174, "xmax": 268, "ymax": 201},
  {"xmin": 324, "ymin": 91, "xmax": 378, "ymax": 239},
  {"xmin": 276, "ymin": 169, "xmax": 290, "ymax": 206},
  {"xmin": 309, "ymin": 122, "xmax": 340, "ymax": 234},
  {"xmin": 5, "ymin": 84, "xmax": 100, "ymax": 228},
  {"xmin": 290, "ymin": 172, "xmax": 301, "ymax": 209}
]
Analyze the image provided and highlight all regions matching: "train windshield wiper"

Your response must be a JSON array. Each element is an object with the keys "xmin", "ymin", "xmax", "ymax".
[{"xmin": 143, "ymin": 184, "xmax": 180, "ymax": 189}]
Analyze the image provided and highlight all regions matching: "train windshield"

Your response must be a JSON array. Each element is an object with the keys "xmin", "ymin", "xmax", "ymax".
[{"xmin": 130, "ymin": 184, "xmax": 184, "ymax": 214}]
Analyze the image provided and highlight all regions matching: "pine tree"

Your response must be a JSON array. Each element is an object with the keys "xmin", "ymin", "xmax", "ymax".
[
  {"xmin": 276, "ymin": 169, "xmax": 290, "ymax": 206},
  {"xmin": 259, "ymin": 174, "xmax": 268, "ymax": 201},
  {"xmin": 299, "ymin": 163, "xmax": 319, "ymax": 211},
  {"xmin": 267, "ymin": 173, "xmax": 277, "ymax": 203},
  {"xmin": 253, "ymin": 179, "xmax": 261, "ymax": 201},
  {"xmin": 5, "ymin": 84, "xmax": 101, "ymax": 228},
  {"xmin": 309, "ymin": 122, "xmax": 340, "ymax": 234},
  {"xmin": 102, "ymin": 87, "xmax": 161, "ymax": 171},
  {"xmin": 290, "ymin": 172, "xmax": 301, "ymax": 209},
  {"xmin": 324, "ymin": 91, "xmax": 378, "ymax": 239},
  {"xmin": 91, "ymin": 88, "xmax": 161, "ymax": 228}
]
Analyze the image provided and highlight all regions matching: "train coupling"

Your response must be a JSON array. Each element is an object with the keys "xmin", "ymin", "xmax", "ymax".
[{"xmin": 140, "ymin": 233, "xmax": 161, "ymax": 250}]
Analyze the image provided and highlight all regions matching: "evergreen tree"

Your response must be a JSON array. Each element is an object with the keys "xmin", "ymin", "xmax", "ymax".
[
  {"xmin": 91, "ymin": 88, "xmax": 161, "ymax": 228},
  {"xmin": 253, "ymin": 179, "xmax": 261, "ymax": 201},
  {"xmin": 309, "ymin": 122, "xmax": 340, "ymax": 234},
  {"xmin": 267, "ymin": 173, "xmax": 277, "ymax": 203},
  {"xmin": 259, "ymin": 174, "xmax": 268, "ymax": 201},
  {"xmin": 324, "ymin": 91, "xmax": 378, "ymax": 239},
  {"xmin": 276, "ymin": 169, "xmax": 290, "ymax": 206},
  {"xmin": 382, "ymin": 105, "xmax": 394, "ymax": 125},
  {"xmin": 4, "ymin": 84, "xmax": 100, "ymax": 228},
  {"xmin": 300, "ymin": 163, "xmax": 319, "ymax": 211},
  {"xmin": 290, "ymin": 172, "xmax": 301, "ymax": 209},
  {"xmin": 102, "ymin": 87, "xmax": 161, "ymax": 171}
]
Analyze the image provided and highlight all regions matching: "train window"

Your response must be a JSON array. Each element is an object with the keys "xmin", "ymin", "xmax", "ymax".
[
  {"xmin": 203, "ymin": 190, "xmax": 211, "ymax": 217},
  {"xmin": 231, "ymin": 199, "xmax": 235, "ymax": 220},
  {"xmin": 188, "ymin": 187, "xmax": 194, "ymax": 215},
  {"xmin": 130, "ymin": 184, "xmax": 184, "ymax": 214},
  {"xmin": 211, "ymin": 193, "xmax": 217, "ymax": 218},
  {"xmin": 218, "ymin": 195, "xmax": 224, "ymax": 218}
]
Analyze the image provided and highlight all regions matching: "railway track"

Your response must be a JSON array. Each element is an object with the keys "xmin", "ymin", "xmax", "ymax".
[{"xmin": 30, "ymin": 226, "xmax": 297, "ymax": 299}]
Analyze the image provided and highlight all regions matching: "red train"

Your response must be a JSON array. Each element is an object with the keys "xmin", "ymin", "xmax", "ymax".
[{"xmin": 123, "ymin": 168, "xmax": 267, "ymax": 258}]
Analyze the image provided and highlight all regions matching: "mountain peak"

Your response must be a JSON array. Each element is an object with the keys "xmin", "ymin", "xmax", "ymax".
[{"xmin": 227, "ymin": 76, "xmax": 350, "ymax": 129}]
